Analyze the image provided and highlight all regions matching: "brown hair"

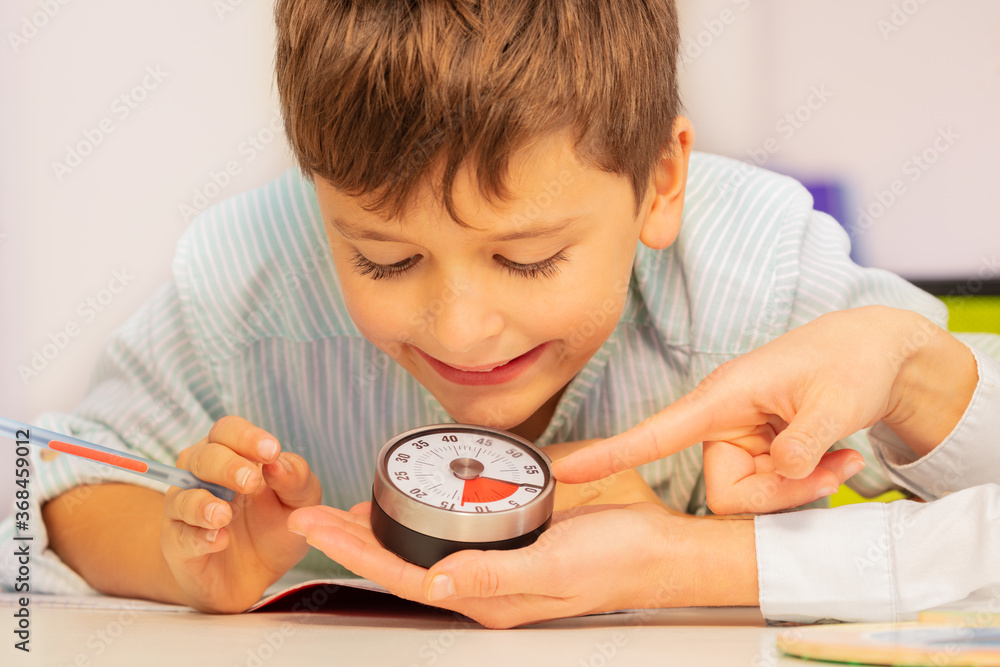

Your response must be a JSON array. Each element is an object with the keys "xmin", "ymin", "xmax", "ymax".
[{"xmin": 274, "ymin": 0, "xmax": 681, "ymax": 224}]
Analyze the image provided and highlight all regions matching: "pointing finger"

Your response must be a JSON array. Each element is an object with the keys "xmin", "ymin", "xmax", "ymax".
[{"xmin": 552, "ymin": 387, "xmax": 724, "ymax": 483}]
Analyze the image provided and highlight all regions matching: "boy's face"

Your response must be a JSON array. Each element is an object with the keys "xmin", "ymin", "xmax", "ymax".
[{"xmin": 315, "ymin": 129, "xmax": 690, "ymax": 438}]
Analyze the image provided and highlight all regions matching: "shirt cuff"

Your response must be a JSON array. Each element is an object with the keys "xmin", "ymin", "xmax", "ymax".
[
  {"xmin": 869, "ymin": 343, "xmax": 1000, "ymax": 500},
  {"xmin": 756, "ymin": 486, "xmax": 1000, "ymax": 624},
  {"xmin": 755, "ymin": 502, "xmax": 896, "ymax": 623}
]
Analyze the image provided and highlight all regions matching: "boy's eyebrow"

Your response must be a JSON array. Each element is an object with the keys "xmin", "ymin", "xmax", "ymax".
[{"xmin": 329, "ymin": 215, "xmax": 582, "ymax": 243}]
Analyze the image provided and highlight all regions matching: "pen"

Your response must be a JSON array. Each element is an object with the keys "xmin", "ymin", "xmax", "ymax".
[{"xmin": 1, "ymin": 416, "xmax": 235, "ymax": 502}]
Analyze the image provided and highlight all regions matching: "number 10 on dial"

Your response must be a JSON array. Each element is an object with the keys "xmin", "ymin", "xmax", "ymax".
[{"xmin": 370, "ymin": 425, "xmax": 555, "ymax": 568}]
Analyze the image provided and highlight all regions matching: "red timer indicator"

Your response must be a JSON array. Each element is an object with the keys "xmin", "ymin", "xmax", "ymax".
[{"xmin": 461, "ymin": 476, "xmax": 519, "ymax": 505}]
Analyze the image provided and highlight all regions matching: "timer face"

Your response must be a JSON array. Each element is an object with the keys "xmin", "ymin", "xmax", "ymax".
[
  {"xmin": 371, "ymin": 424, "xmax": 555, "ymax": 566},
  {"xmin": 384, "ymin": 430, "xmax": 549, "ymax": 513}
]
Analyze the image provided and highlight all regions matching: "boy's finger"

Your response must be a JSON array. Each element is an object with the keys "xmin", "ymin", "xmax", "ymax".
[
  {"xmin": 183, "ymin": 441, "xmax": 263, "ymax": 493},
  {"xmin": 162, "ymin": 518, "xmax": 229, "ymax": 559},
  {"xmin": 206, "ymin": 415, "xmax": 282, "ymax": 463},
  {"xmin": 164, "ymin": 488, "xmax": 232, "ymax": 530},
  {"xmin": 262, "ymin": 453, "xmax": 323, "ymax": 507}
]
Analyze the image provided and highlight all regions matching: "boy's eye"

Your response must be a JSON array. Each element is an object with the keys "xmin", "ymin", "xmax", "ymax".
[
  {"xmin": 495, "ymin": 250, "xmax": 568, "ymax": 279},
  {"xmin": 350, "ymin": 250, "xmax": 569, "ymax": 281},
  {"xmin": 350, "ymin": 252, "xmax": 421, "ymax": 280}
]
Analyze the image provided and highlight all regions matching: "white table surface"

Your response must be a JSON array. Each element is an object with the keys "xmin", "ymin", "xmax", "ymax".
[{"xmin": 0, "ymin": 593, "xmax": 827, "ymax": 667}]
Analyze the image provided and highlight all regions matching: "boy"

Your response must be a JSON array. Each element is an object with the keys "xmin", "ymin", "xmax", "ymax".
[{"xmin": 4, "ymin": 0, "xmax": 999, "ymax": 625}]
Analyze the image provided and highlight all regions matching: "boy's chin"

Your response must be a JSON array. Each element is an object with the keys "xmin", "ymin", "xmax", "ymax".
[
  {"xmin": 438, "ymin": 399, "xmax": 538, "ymax": 432},
  {"xmin": 435, "ymin": 387, "xmax": 566, "ymax": 441},
  {"xmin": 441, "ymin": 408, "xmax": 526, "ymax": 432}
]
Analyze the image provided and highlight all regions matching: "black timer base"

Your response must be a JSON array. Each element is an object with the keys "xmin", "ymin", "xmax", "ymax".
[{"xmin": 369, "ymin": 496, "xmax": 551, "ymax": 569}]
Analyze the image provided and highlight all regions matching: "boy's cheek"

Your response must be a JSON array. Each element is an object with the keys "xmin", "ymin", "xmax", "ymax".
[{"xmin": 334, "ymin": 279, "xmax": 405, "ymax": 336}]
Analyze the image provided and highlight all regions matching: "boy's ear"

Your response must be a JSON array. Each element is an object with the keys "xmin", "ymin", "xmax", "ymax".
[{"xmin": 639, "ymin": 117, "xmax": 695, "ymax": 250}]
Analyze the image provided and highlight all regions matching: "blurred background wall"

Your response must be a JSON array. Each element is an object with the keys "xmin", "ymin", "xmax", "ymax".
[
  {"xmin": 675, "ymin": 0, "xmax": 1000, "ymax": 277},
  {"xmin": 2, "ymin": 0, "xmax": 998, "ymax": 517},
  {"xmin": 0, "ymin": 0, "xmax": 296, "ymax": 517}
]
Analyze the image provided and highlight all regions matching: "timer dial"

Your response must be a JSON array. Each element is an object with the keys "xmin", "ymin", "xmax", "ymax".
[{"xmin": 371, "ymin": 425, "xmax": 555, "ymax": 568}]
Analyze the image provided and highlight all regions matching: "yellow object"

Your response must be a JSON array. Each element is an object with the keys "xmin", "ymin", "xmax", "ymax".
[
  {"xmin": 829, "ymin": 485, "xmax": 906, "ymax": 507},
  {"xmin": 940, "ymin": 295, "xmax": 1000, "ymax": 334},
  {"xmin": 831, "ymin": 294, "xmax": 999, "ymax": 506}
]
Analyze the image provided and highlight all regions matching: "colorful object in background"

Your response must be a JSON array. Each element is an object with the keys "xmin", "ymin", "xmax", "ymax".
[
  {"xmin": 798, "ymin": 178, "xmax": 864, "ymax": 264},
  {"xmin": 941, "ymin": 295, "xmax": 1000, "ymax": 334},
  {"xmin": 830, "ymin": 485, "xmax": 906, "ymax": 508},
  {"xmin": 801, "ymin": 179, "xmax": 850, "ymax": 229}
]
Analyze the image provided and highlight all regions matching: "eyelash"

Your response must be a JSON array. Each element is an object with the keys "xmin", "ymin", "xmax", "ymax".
[
  {"xmin": 495, "ymin": 251, "xmax": 568, "ymax": 279},
  {"xmin": 350, "ymin": 253, "xmax": 421, "ymax": 280},
  {"xmin": 349, "ymin": 251, "xmax": 569, "ymax": 281}
]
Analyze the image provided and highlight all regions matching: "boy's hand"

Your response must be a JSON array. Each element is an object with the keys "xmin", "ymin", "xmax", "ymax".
[
  {"xmin": 544, "ymin": 440, "xmax": 666, "ymax": 511},
  {"xmin": 287, "ymin": 501, "xmax": 757, "ymax": 629},
  {"xmin": 161, "ymin": 416, "xmax": 322, "ymax": 612},
  {"xmin": 554, "ymin": 306, "xmax": 977, "ymax": 514}
]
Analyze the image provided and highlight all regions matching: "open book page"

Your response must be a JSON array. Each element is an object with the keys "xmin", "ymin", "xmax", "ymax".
[
  {"xmin": 247, "ymin": 571, "xmax": 457, "ymax": 617},
  {"xmin": 249, "ymin": 575, "xmax": 391, "ymax": 612},
  {"xmin": 0, "ymin": 572, "xmax": 422, "ymax": 616}
]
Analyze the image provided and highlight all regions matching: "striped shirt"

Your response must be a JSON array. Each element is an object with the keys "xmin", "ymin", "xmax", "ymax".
[{"xmin": 4, "ymin": 152, "xmax": 998, "ymax": 594}]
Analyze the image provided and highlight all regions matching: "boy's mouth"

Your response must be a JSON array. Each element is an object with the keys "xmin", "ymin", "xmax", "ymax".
[{"xmin": 416, "ymin": 343, "xmax": 549, "ymax": 386}]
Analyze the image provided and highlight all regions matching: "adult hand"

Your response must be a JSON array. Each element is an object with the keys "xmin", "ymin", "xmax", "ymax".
[
  {"xmin": 288, "ymin": 501, "xmax": 757, "ymax": 628},
  {"xmin": 554, "ymin": 306, "xmax": 977, "ymax": 514}
]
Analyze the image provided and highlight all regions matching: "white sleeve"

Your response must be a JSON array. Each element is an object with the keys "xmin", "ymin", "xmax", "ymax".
[
  {"xmin": 755, "ymin": 344, "xmax": 1000, "ymax": 623},
  {"xmin": 869, "ymin": 344, "xmax": 1000, "ymax": 498}
]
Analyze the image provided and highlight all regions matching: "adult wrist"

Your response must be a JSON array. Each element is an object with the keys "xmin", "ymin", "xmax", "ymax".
[{"xmin": 883, "ymin": 310, "xmax": 977, "ymax": 458}]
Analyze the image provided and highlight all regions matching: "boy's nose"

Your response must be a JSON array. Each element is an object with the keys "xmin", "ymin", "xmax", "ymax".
[{"xmin": 425, "ymin": 280, "xmax": 504, "ymax": 354}]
